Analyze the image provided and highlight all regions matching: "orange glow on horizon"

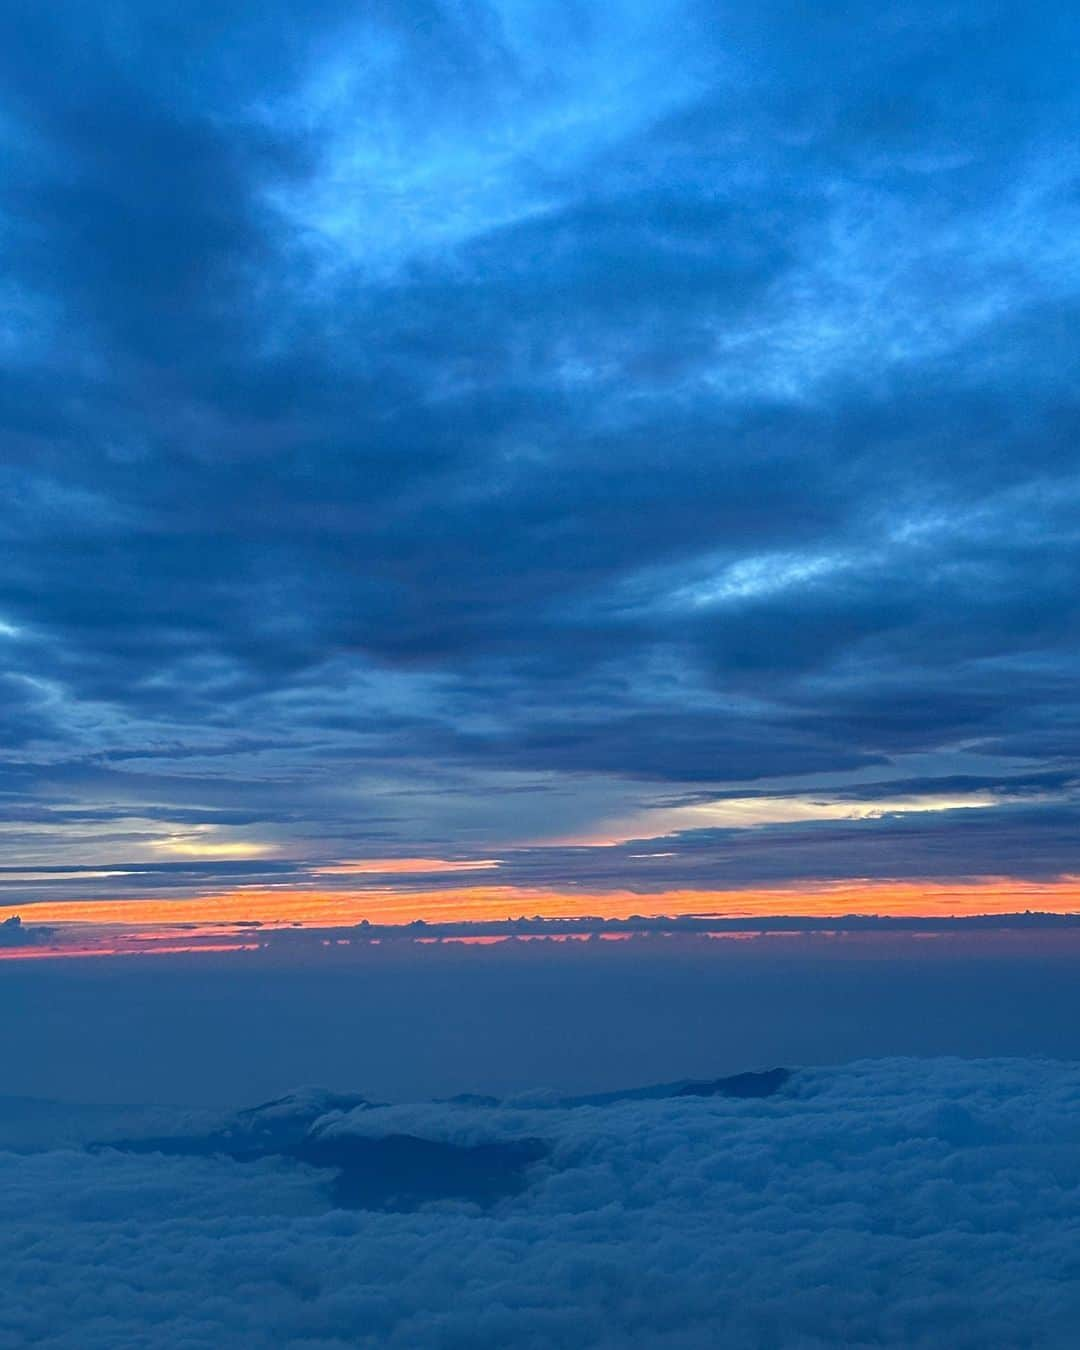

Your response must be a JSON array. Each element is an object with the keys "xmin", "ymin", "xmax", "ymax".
[{"xmin": 6, "ymin": 875, "xmax": 1080, "ymax": 935}]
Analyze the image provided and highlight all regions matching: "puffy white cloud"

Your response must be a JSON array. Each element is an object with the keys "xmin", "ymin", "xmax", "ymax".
[{"xmin": 2, "ymin": 1058, "xmax": 1080, "ymax": 1348}]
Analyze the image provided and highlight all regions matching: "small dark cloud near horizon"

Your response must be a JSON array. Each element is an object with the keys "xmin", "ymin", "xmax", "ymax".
[
  {"xmin": 0, "ymin": 915, "xmax": 55, "ymax": 947},
  {"xmin": 1, "ymin": 1, "xmax": 1079, "ymax": 896}
]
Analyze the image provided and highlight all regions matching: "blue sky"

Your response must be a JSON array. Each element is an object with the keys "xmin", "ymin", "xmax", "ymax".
[{"xmin": 2, "ymin": 0, "xmax": 1080, "ymax": 925}]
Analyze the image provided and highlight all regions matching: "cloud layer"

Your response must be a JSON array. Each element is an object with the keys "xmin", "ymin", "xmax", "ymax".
[
  {"xmin": 1, "ymin": 2, "xmax": 1079, "ymax": 896},
  {"xmin": 3, "ymin": 1058, "xmax": 1080, "ymax": 1347}
]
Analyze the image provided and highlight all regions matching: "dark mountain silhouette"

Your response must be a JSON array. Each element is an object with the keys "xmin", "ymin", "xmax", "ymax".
[{"xmin": 93, "ymin": 1069, "xmax": 791, "ymax": 1209}]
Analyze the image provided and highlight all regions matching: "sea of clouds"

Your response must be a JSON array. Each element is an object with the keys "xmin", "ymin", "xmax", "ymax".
[{"xmin": 3, "ymin": 1057, "xmax": 1080, "ymax": 1348}]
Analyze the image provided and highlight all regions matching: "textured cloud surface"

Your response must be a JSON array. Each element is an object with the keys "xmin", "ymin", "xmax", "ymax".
[
  {"xmin": 3, "ymin": 1058, "xmax": 1080, "ymax": 1348},
  {"xmin": 1, "ymin": 1, "xmax": 1079, "ymax": 901}
]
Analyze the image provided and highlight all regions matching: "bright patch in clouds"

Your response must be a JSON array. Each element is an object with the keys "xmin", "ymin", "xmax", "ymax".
[
  {"xmin": 268, "ymin": 3, "xmax": 712, "ymax": 276},
  {"xmin": 573, "ymin": 791, "xmax": 1008, "ymax": 845},
  {"xmin": 313, "ymin": 858, "xmax": 502, "ymax": 876},
  {"xmin": 148, "ymin": 832, "xmax": 276, "ymax": 860},
  {"xmin": 679, "ymin": 551, "xmax": 849, "ymax": 607}
]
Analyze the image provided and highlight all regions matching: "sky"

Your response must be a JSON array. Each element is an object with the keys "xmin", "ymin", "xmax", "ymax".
[
  {"xmin": 3, "ymin": 0, "xmax": 1080, "ymax": 957},
  {"xmin": 5, "ymin": 15, "xmax": 1080, "ymax": 1345}
]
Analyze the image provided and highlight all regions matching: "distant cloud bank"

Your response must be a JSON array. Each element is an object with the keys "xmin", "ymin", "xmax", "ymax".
[{"xmin": 7, "ymin": 905, "xmax": 1080, "ymax": 961}]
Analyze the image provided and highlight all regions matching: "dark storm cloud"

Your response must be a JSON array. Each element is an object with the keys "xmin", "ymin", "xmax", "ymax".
[{"xmin": 1, "ymin": 1, "xmax": 1079, "ymax": 886}]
